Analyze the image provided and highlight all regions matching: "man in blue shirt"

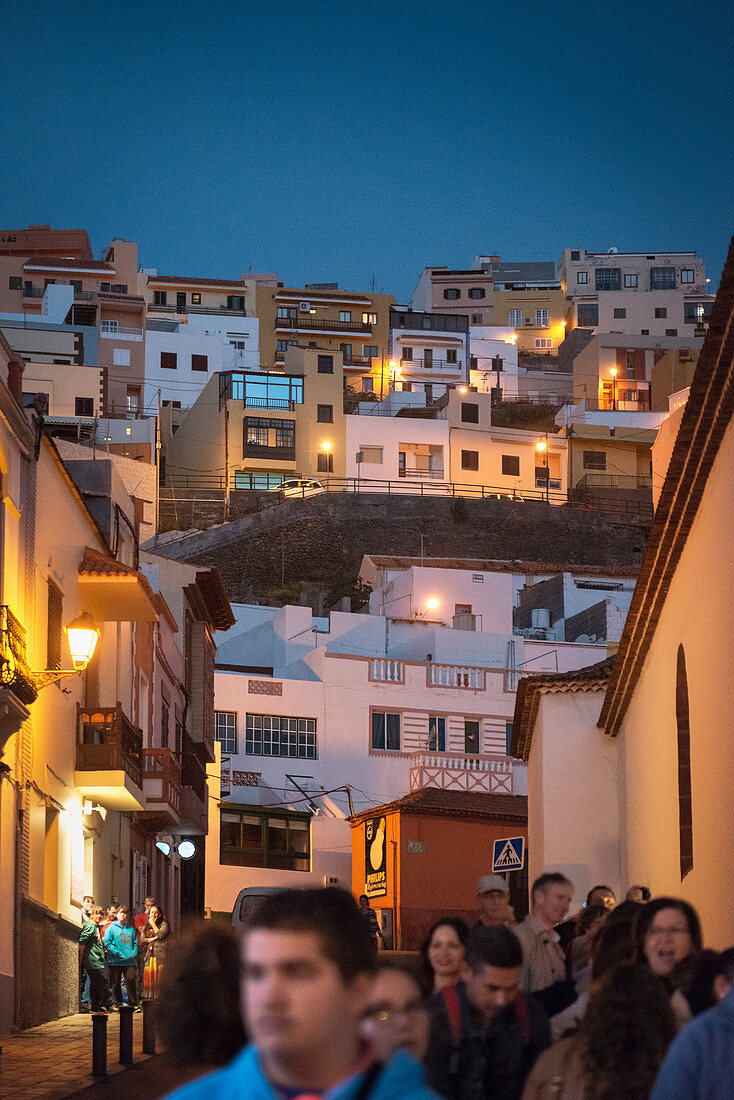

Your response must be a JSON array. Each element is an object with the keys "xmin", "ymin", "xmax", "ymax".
[
  {"xmin": 164, "ymin": 888, "xmax": 437, "ymax": 1100},
  {"xmin": 651, "ymin": 974, "xmax": 734, "ymax": 1098}
]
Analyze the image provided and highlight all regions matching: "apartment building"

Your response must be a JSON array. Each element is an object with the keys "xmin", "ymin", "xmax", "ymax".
[
  {"xmin": 345, "ymin": 404, "xmax": 449, "ymax": 485},
  {"xmin": 472, "ymin": 256, "xmax": 565, "ymax": 354},
  {"xmin": 559, "ymin": 248, "xmax": 714, "ymax": 337},
  {"xmin": 256, "ymin": 284, "xmax": 394, "ymax": 383},
  {"xmin": 162, "ymin": 345, "xmax": 347, "ymax": 489},
  {"xmin": 389, "ymin": 307, "xmax": 469, "ymax": 399},
  {"xmin": 409, "ymin": 266, "xmax": 494, "ymax": 323},
  {"xmin": 0, "ymin": 317, "xmax": 103, "ymax": 418}
]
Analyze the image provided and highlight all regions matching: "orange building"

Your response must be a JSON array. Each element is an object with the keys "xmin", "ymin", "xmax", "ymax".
[{"xmin": 349, "ymin": 788, "xmax": 528, "ymax": 950}]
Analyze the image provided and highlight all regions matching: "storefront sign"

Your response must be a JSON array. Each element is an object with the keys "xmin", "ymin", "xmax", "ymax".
[{"xmin": 365, "ymin": 815, "xmax": 387, "ymax": 897}]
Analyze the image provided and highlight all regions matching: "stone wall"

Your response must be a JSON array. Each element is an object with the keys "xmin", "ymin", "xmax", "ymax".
[{"xmin": 18, "ymin": 897, "xmax": 80, "ymax": 1029}]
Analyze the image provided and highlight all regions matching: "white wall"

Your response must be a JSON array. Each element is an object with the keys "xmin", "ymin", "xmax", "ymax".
[
  {"xmin": 144, "ymin": 317, "xmax": 259, "ymax": 410},
  {"xmin": 345, "ymin": 414, "xmax": 449, "ymax": 483},
  {"xmin": 469, "ymin": 327, "xmax": 519, "ymax": 397}
]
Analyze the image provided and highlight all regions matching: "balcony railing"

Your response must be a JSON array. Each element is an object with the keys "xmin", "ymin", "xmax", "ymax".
[
  {"xmin": 0, "ymin": 606, "xmax": 38, "ymax": 705},
  {"xmin": 148, "ymin": 303, "xmax": 248, "ymax": 316},
  {"xmin": 74, "ymin": 290, "xmax": 97, "ymax": 301},
  {"xmin": 244, "ymin": 443, "xmax": 296, "ymax": 460},
  {"xmin": 428, "ymin": 664, "xmax": 484, "ymax": 689},
  {"xmin": 22, "ymin": 287, "xmax": 44, "ymax": 298},
  {"xmin": 399, "ymin": 468, "xmax": 445, "ymax": 479},
  {"xmin": 275, "ymin": 316, "xmax": 372, "ymax": 333},
  {"xmin": 408, "ymin": 751, "xmax": 525, "ymax": 795},
  {"xmin": 77, "ymin": 704, "xmax": 143, "ymax": 789},
  {"xmin": 343, "ymin": 356, "xmax": 374, "ymax": 369},
  {"xmin": 369, "ymin": 659, "xmax": 404, "ymax": 683},
  {"xmin": 142, "ymin": 747, "xmax": 182, "ymax": 817},
  {"xmin": 575, "ymin": 472, "xmax": 653, "ymax": 492},
  {"xmin": 401, "ymin": 357, "xmax": 462, "ymax": 370},
  {"xmin": 100, "ymin": 322, "xmax": 143, "ymax": 338}
]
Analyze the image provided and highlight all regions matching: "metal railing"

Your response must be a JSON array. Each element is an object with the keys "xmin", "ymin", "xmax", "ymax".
[
  {"xmin": 148, "ymin": 303, "xmax": 248, "ymax": 316},
  {"xmin": 343, "ymin": 356, "xmax": 374, "ymax": 369},
  {"xmin": 77, "ymin": 704, "xmax": 143, "ymax": 789},
  {"xmin": 399, "ymin": 468, "xmax": 445, "ymax": 479},
  {"xmin": 275, "ymin": 316, "xmax": 372, "ymax": 333},
  {"xmin": 22, "ymin": 286, "xmax": 44, "ymax": 298},
  {"xmin": 401, "ymin": 357, "xmax": 462, "ymax": 370},
  {"xmin": 101, "ymin": 322, "xmax": 142, "ymax": 336},
  {"xmin": 0, "ymin": 605, "xmax": 37, "ymax": 704},
  {"xmin": 575, "ymin": 472, "xmax": 653, "ymax": 491}
]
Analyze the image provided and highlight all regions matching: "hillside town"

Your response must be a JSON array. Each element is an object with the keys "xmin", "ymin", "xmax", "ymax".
[{"xmin": 0, "ymin": 219, "xmax": 732, "ymax": 1098}]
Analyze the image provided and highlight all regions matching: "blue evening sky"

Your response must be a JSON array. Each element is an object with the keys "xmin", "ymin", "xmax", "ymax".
[{"xmin": 3, "ymin": 0, "xmax": 732, "ymax": 299}]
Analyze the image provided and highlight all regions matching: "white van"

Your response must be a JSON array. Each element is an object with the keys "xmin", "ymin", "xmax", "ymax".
[{"xmin": 231, "ymin": 886, "xmax": 287, "ymax": 933}]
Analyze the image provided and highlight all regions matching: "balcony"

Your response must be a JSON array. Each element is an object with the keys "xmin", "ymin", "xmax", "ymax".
[
  {"xmin": 275, "ymin": 316, "xmax": 372, "ymax": 334},
  {"xmin": 0, "ymin": 606, "xmax": 38, "ymax": 706},
  {"xmin": 22, "ymin": 286, "xmax": 44, "ymax": 299},
  {"xmin": 401, "ymin": 357, "xmax": 462, "ymax": 371},
  {"xmin": 74, "ymin": 290, "xmax": 97, "ymax": 301},
  {"xmin": 75, "ymin": 704, "xmax": 145, "ymax": 810},
  {"xmin": 428, "ymin": 664, "xmax": 484, "ymax": 688},
  {"xmin": 148, "ymin": 303, "xmax": 247, "ymax": 317},
  {"xmin": 399, "ymin": 468, "xmax": 445, "ymax": 480},
  {"xmin": 343, "ymin": 355, "xmax": 374, "ymax": 370},
  {"xmin": 244, "ymin": 442, "xmax": 296, "ymax": 461},
  {"xmin": 409, "ymin": 751, "xmax": 526, "ymax": 796},
  {"xmin": 100, "ymin": 321, "xmax": 143, "ymax": 340},
  {"xmin": 139, "ymin": 748, "xmax": 182, "ymax": 828},
  {"xmin": 178, "ymin": 752, "xmax": 209, "ymax": 834}
]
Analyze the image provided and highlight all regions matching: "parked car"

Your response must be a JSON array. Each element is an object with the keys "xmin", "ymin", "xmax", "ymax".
[
  {"xmin": 232, "ymin": 886, "xmax": 287, "ymax": 932},
  {"xmin": 267, "ymin": 478, "xmax": 326, "ymax": 499}
]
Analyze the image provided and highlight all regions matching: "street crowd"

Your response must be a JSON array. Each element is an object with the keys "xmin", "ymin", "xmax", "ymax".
[
  {"xmin": 79, "ymin": 878, "xmax": 733, "ymax": 1099},
  {"xmin": 78, "ymin": 894, "xmax": 169, "ymax": 1013}
]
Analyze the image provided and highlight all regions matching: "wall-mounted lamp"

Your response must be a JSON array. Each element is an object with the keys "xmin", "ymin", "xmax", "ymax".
[
  {"xmin": 156, "ymin": 838, "xmax": 197, "ymax": 860},
  {"xmin": 82, "ymin": 797, "xmax": 107, "ymax": 821},
  {"xmin": 34, "ymin": 612, "xmax": 100, "ymax": 690}
]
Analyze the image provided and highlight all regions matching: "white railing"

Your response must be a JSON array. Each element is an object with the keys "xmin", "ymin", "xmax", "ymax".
[
  {"xmin": 428, "ymin": 664, "xmax": 484, "ymax": 689},
  {"xmin": 408, "ymin": 750, "xmax": 527, "ymax": 795},
  {"xmin": 100, "ymin": 322, "xmax": 143, "ymax": 339},
  {"xmin": 370, "ymin": 658, "xmax": 404, "ymax": 683},
  {"xmin": 410, "ymin": 752, "xmax": 513, "ymax": 773}
]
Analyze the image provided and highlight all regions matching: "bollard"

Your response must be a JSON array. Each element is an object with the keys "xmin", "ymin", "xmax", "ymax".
[
  {"xmin": 91, "ymin": 1013, "xmax": 108, "ymax": 1076},
  {"xmin": 119, "ymin": 1005, "xmax": 134, "ymax": 1064},
  {"xmin": 142, "ymin": 999, "xmax": 157, "ymax": 1055}
]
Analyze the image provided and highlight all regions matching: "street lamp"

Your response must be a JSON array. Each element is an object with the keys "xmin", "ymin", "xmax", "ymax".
[
  {"xmin": 33, "ymin": 612, "xmax": 101, "ymax": 690},
  {"xmin": 535, "ymin": 435, "xmax": 549, "ymax": 503},
  {"xmin": 609, "ymin": 367, "xmax": 618, "ymax": 411}
]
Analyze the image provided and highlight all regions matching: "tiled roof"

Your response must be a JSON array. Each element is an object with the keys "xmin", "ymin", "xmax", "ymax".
[
  {"xmin": 79, "ymin": 546, "xmax": 157, "ymax": 603},
  {"xmin": 195, "ymin": 567, "xmax": 236, "ymax": 630},
  {"xmin": 364, "ymin": 555, "xmax": 639, "ymax": 578},
  {"xmin": 511, "ymin": 655, "xmax": 615, "ymax": 761},
  {"xmin": 599, "ymin": 236, "xmax": 734, "ymax": 737},
  {"xmin": 349, "ymin": 787, "xmax": 527, "ymax": 824},
  {"xmin": 149, "ymin": 275, "xmax": 248, "ymax": 288}
]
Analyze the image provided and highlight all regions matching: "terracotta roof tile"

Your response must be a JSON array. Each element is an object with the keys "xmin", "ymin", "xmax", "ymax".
[
  {"xmin": 349, "ymin": 787, "xmax": 527, "ymax": 824},
  {"xmin": 79, "ymin": 546, "xmax": 138, "ymax": 577},
  {"xmin": 511, "ymin": 655, "xmax": 615, "ymax": 760}
]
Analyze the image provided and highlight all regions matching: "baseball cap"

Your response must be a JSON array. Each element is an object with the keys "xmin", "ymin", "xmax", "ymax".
[{"xmin": 477, "ymin": 874, "xmax": 510, "ymax": 895}]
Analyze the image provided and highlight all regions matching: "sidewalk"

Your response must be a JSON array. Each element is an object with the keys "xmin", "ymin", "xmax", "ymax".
[{"xmin": 1, "ymin": 1011, "xmax": 153, "ymax": 1100}]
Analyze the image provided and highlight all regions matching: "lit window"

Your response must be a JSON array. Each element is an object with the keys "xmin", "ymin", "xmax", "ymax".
[
  {"xmin": 362, "ymin": 312, "xmax": 377, "ymax": 324},
  {"xmin": 577, "ymin": 272, "xmax": 588, "ymax": 284},
  {"xmin": 192, "ymin": 293, "xmax": 201, "ymax": 304},
  {"xmin": 624, "ymin": 273, "xmax": 638, "ymax": 288}
]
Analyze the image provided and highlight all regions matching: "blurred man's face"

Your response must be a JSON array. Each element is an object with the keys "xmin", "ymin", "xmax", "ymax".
[
  {"xmin": 589, "ymin": 888, "xmax": 616, "ymax": 911},
  {"xmin": 534, "ymin": 883, "xmax": 573, "ymax": 926},
  {"xmin": 478, "ymin": 890, "xmax": 512, "ymax": 926},
  {"xmin": 465, "ymin": 964, "xmax": 521, "ymax": 1026},
  {"xmin": 242, "ymin": 929, "xmax": 369, "ymax": 1068}
]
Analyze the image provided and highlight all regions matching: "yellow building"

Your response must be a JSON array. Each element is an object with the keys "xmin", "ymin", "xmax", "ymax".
[
  {"xmin": 492, "ymin": 286, "xmax": 566, "ymax": 355},
  {"xmin": 162, "ymin": 345, "xmax": 347, "ymax": 488},
  {"xmin": 561, "ymin": 424, "xmax": 654, "ymax": 515}
]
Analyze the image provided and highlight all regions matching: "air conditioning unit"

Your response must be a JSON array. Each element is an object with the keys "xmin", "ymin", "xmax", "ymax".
[
  {"xmin": 323, "ymin": 875, "xmax": 339, "ymax": 887},
  {"xmin": 300, "ymin": 301, "xmax": 310, "ymax": 312}
]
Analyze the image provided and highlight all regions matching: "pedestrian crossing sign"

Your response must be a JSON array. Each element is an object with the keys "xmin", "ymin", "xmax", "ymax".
[{"xmin": 492, "ymin": 836, "xmax": 525, "ymax": 872}]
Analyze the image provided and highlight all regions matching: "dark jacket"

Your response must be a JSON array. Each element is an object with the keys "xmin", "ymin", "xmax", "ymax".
[
  {"xmin": 79, "ymin": 920, "xmax": 107, "ymax": 971},
  {"xmin": 424, "ymin": 981, "xmax": 551, "ymax": 1100},
  {"xmin": 650, "ymin": 983, "xmax": 734, "ymax": 1099}
]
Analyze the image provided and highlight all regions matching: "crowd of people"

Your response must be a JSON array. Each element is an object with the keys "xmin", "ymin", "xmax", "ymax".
[
  {"xmin": 78, "ymin": 894, "xmax": 169, "ymax": 1013},
  {"xmin": 148, "ymin": 878, "xmax": 733, "ymax": 1100}
]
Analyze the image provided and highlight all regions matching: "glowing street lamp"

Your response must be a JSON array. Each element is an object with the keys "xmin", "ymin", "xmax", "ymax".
[
  {"xmin": 33, "ymin": 612, "xmax": 101, "ymax": 690},
  {"xmin": 536, "ymin": 436, "xmax": 549, "ymax": 503},
  {"xmin": 609, "ymin": 367, "xmax": 618, "ymax": 411}
]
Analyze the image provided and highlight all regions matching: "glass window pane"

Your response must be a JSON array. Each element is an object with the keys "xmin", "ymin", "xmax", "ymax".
[
  {"xmin": 241, "ymin": 816, "xmax": 263, "ymax": 849},
  {"xmin": 268, "ymin": 819, "xmax": 288, "ymax": 852},
  {"xmin": 386, "ymin": 713, "xmax": 401, "ymax": 750},
  {"xmin": 372, "ymin": 712, "xmax": 385, "ymax": 750},
  {"xmin": 289, "ymin": 820, "xmax": 309, "ymax": 854},
  {"xmin": 220, "ymin": 813, "xmax": 241, "ymax": 847}
]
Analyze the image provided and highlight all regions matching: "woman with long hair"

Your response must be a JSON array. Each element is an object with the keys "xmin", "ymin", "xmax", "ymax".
[
  {"xmin": 141, "ymin": 903, "xmax": 170, "ymax": 999},
  {"xmin": 419, "ymin": 917, "xmax": 469, "ymax": 994},
  {"xmin": 523, "ymin": 964, "xmax": 677, "ymax": 1099},
  {"xmin": 635, "ymin": 896, "xmax": 703, "ymax": 1029}
]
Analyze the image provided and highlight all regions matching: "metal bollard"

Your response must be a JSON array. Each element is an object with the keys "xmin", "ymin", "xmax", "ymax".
[
  {"xmin": 141, "ymin": 999, "xmax": 157, "ymax": 1055},
  {"xmin": 119, "ymin": 1005, "xmax": 134, "ymax": 1064},
  {"xmin": 92, "ymin": 1013, "xmax": 108, "ymax": 1076}
]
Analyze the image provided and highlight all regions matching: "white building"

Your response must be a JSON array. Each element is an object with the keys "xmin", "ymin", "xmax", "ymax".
[
  {"xmin": 389, "ymin": 306, "xmax": 469, "ymax": 399},
  {"xmin": 345, "ymin": 407, "xmax": 449, "ymax": 484},
  {"xmin": 559, "ymin": 248, "xmax": 714, "ymax": 338},
  {"xmin": 144, "ymin": 313, "xmax": 259, "ymax": 411},
  {"xmin": 469, "ymin": 326, "xmax": 519, "ymax": 398}
]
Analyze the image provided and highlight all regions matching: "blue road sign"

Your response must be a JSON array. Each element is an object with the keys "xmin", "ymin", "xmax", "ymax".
[{"xmin": 492, "ymin": 836, "xmax": 525, "ymax": 872}]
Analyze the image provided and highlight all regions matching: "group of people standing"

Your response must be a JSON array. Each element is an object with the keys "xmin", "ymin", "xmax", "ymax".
[{"xmin": 79, "ymin": 894, "xmax": 170, "ymax": 1013}]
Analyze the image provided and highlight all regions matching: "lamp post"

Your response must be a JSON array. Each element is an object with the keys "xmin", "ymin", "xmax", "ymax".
[
  {"xmin": 32, "ymin": 612, "xmax": 100, "ymax": 690},
  {"xmin": 536, "ymin": 435, "xmax": 549, "ymax": 503},
  {"xmin": 609, "ymin": 367, "xmax": 618, "ymax": 411}
]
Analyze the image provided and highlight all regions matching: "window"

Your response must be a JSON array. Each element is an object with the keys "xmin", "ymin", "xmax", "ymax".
[
  {"xmin": 363, "ymin": 345, "xmax": 378, "ymax": 358},
  {"xmin": 99, "ymin": 282, "xmax": 111, "ymax": 292},
  {"xmin": 47, "ymin": 579, "xmax": 63, "ymax": 671},
  {"xmin": 126, "ymin": 386, "xmax": 140, "ymax": 412},
  {"xmin": 227, "ymin": 295, "xmax": 245, "ymax": 310},
  {"xmin": 461, "ymin": 402, "xmax": 479, "ymax": 423},
  {"xmin": 505, "ymin": 721, "xmax": 513, "ymax": 755},
  {"xmin": 676, "ymin": 645, "xmax": 693, "ymax": 878},
  {"xmin": 577, "ymin": 304, "xmax": 599, "ymax": 327},
  {"xmin": 75, "ymin": 397, "xmax": 93, "ymax": 417},
  {"xmin": 402, "ymin": 346, "xmax": 413, "ymax": 361},
  {"xmin": 9, "ymin": 276, "xmax": 22, "ymax": 290},
  {"xmin": 277, "ymin": 307, "xmax": 297, "ymax": 319},
  {"xmin": 192, "ymin": 293, "xmax": 201, "ymax": 304},
  {"xmin": 443, "ymin": 288, "xmax": 460, "ymax": 300},
  {"xmin": 160, "ymin": 697, "xmax": 169, "ymax": 748},
  {"xmin": 666, "ymin": 329, "xmax": 678, "ymax": 337},
  {"xmin": 161, "ymin": 352, "xmax": 177, "ymax": 370},
  {"xmin": 535, "ymin": 309, "xmax": 549, "ymax": 327},
  {"xmin": 641, "ymin": 329, "xmax": 650, "ymax": 335},
  {"xmin": 595, "ymin": 268, "xmax": 621, "ymax": 291},
  {"xmin": 245, "ymin": 713, "xmax": 317, "ymax": 758},
  {"xmin": 535, "ymin": 338, "xmax": 552, "ymax": 349},
  {"xmin": 371, "ymin": 712, "xmax": 401, "ymax": 751},
  {"xmin": 471, "ymin": 313, "xmax": 483, "ymax": 324},
  {"xmin": 423, "ymin": 348, "xmax": 433, "ymax": 367},
  {"xmin": 461, "ymin": 450, "xmax": 479, "ymax": 470},
  {"xmin": 113, "ymin": 348, "xmax": 130, "ymax": 366},
  {"xmin": 192, "ymin": 354, "xmax": 208, "ymax": 372},
  {"xmin": 276, "ymin": 339, "xmax": 288, "ymax": 353},
  {"xmin": 650, "ymin": 267, "xmax": 676, "ymax": 291},
  {"xmin": 502, "ymin": 454, "xmax": 520, "ymax": 476},
  {"xmin": 220, "ymin": 806, "xmax": 310, "ymax": 871},
  {"xmin": 680, "ymin": 268, "xmax": 695, "ymax": 284},
  {"xmin": 428, "ymin": 716, "xmax": 446, "ymax": 752},
  {"xmin": 362, "ymin": 377, "xmax": 374, "ymax": 392},
  {"xmin": 655, "ymin": 307, "xmax": 668, "ymax": 319},
  {"xmin": 508, "ymin": 309, "xmax": 523, "ymax": 327},
  {"xmin": 104, "ymin": 320, "xmax": 119, "ymax": 333},
  {"xmin": 360, "ymin": 445, "xmax": 382, "ymax": 463},
  {"xmin": 624, "ymin": 273, "xmax": 638, "ymax": 288},
  {"xmin": 244, "ymin": 417, "xmax": 295, "ymax": 456},
  {"xmin": 339, "ymin": 311, "xmax": 351, "ymax": 322},
  {"xmin": 576, "ymin": 272, "xmax": 588, "ymax": 284},
  {"xmin": 684, "ymin": 302, "xmax": 713, "ymax": 324},
  {"xmin": 362, "ymin": 312, "xmax": 377, "ymax": 324},
  {"xmin": 215, "ymin": 711, "xmax": 237, "ymax": 753},
  {"xmin": 583, "ymin": 450, "xmax": 607, "ymax": 470},
  {"xmin": 464, "ymin": 720, "xmax": 480, "ymax": 754},
  {"xmin": 316, "ymin": 404, "xmax": 333, "ymax": 423},
  {"xmin": 468, "ymin": 288, "xmax": 485, "ymax": 299},
  {"xmin": 613, "ymin": 308, "xmax": 626, "ymax": 319},
  {"xmin": 317, "ymin": 355, "xmax": 334, "ymax": 374},
  {"xmin": 230, "ymin": 372, "xmax": 303, "ymax": 407},
  {"xmin": 446, "ymin": 349, "xmax": 458, "ymax": 364},
  {"xmin": 153, "ymin": 291, "xmax": 167, "ymax": 305},
  {"xmin": 317, "ymin": 452, "xmax": 334, "ymax": 473},
  {"xmin": 111, "ymin": 284, "xmax": 128, "ymax": 294},
  {"xmin": 570, "ymin": 250, "xmax": 581, "ymax": 261}
]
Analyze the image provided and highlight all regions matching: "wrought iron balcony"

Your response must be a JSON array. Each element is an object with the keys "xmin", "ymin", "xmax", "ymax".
[
  {"xmin": 275, "ymin": 316, "xmax": 372, "ymax": 333},
  {"xmin": 0, "ymin": 606, "xmax": 38, "ymax": 705},
  {"xmin": 77, "ymin": 703, "xmax": 143, "ymax": 791}
]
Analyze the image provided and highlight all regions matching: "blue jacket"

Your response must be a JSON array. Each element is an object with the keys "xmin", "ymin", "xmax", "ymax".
[
  {"xmin": 103, "ymin": 920, "xmax": 139, "ymax": 966},
  {"xmin": 650, "ymin": 984, "xmax": 734, "ymax": 1099},
  {"xmin": 163, "ymin": 1044, "xmax": 438, "ymax": 1100}
]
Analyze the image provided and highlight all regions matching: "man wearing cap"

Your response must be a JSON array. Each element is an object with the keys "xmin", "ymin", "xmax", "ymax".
[{"xmin": 473, "ymin": 874, "xmax": 515, "ymax": 932}]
